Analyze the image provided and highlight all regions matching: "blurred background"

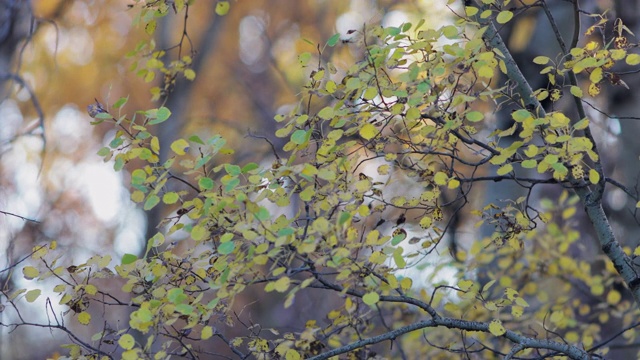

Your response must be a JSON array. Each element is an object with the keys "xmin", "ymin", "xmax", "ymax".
[{"xmin": 2, "ymin": 0, "xmax": 640, "ymax": 358}]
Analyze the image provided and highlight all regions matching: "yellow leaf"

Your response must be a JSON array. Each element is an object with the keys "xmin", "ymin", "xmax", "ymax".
[
  {"xmin": 363, "ymin": 87, "xmax": 377, "ymax": 100},
  {"xmin": 533, "ymin": 56, "xmax": 550, "ymax": 65},
  {"xmin": 85, "ymin": 284, "xmax": 97, "ymax": 295},
  {"xmin": 150, "ymin": 136, "xmax": 160, "ymax": 154},
  {"xmin": 478, "ymin": 66, "xmax": 494, "ymax": 79},
  {"xmin": 447, "ymin": 178, "xmax": 460, "ymax": 189},
  {"xmin": 145, "ymin": 20, "xmax": 156, "ymax": 35},
  {"xmin": 22, "ymin": 266, "xmax": 39, "ymax": 280},
  {"xmin": 496, "ymin": 164, "xmax": 513, "ymax": 176},
  {"xmin": 131, "ymin": 190, "xmax": 145, "ymax": 203},
  {"xmin": 562, "ymin": 207, "xmax": 576, "ymax": 219},
  {"xmin": 191, "ymin": 225, "xmax": 209, "ymax": 241},
  {"xmin": 626, "ymin": 53, "xmax": 640, "ymax": 65},
  {"xmin": 457, "ymin": 279, "xmax": 473, "ymax": 291},
  {"xmin": 589, "ymin": 67, "xmax": 603, "ymax": 83},
  {"xmin": 201, "ymin": 326, "xmax": 213, "ymax": 340},
  {"xmin": 573, "ymin": 118, "xmax": 589, "ymax": 130},
  {"xmin": 400, "ymin": 277, "xmax": 412, "ymax": 291},
  {"xmin": 215, "ymin": 1, "xmax": 230, "ymax": 15},
  {"xmin": 285, "ymin": 349, "xmax": 301, "ymax": 360},
  {"xmin": 550, "ymin": 310, "xmax": 564, "ymax": 324},
  {"xmin": 325, "ymin": 80, "xmax": 337, "ymax": 94},
  {"xmin": 496, "ymin": 11, "xmax": 513, "ymax": 24},
  {"xmin": 122, "ymin": 349, "xmax": 139, "ymax": 360},
  {"xmin": 591, "ymin": 283, "xmax": 604, "ymax": 296},
  {"xmin": 118, "ymin": 334, "xmax": 135, "ymax": 350},
  {"xmin": 489, "ymin": 319, "xmax": 506, "ymax": 336},
  {"xmin": 569, "ymin": 85, "xmax": 583, "ymax": 98},
  {"xmin": 465, "ymin": 6, "xmax": 478, "ymax": 16},
  {"xmin": 274, "ymin": 277, "xmax": 290, "ymax": 292},
  {"xmin": 184, "ymin": 69, "xmax": 196, "ymax": 81},
  {"xmin": 77, "ymin": 311, "xmax": 91, "ymax": 325},
  {"xmin": 25, "ymin": 289, "xmax": 41, "ymax": 303},
  {"xmin": 170, "ymin": 139, "xmax": 189, "ymax": 155},
  {"xmin": 514, "ymin": 297, "xmax": 529, "ymax": 307},
  {"xmin": 434, "ymin": 172, "xmax": 448, "ymax": 185},
  {"xmin": 511, "ymin": 305, "xmax": 523, "ymax": 317},
  {"xmin": 369, "ymin": 251, "xmax": 386, "ymax": 264},
  {"xmin": 607, "ymin": 289, "xmax": 621, "ymax": 305},
  {"xmin": 589, "ymin": 169, "xmax": 600, "ymax": 184},
  {"xmin": 32, "ymin": 245, "xmax": 48, "ymax": 260},
  {"xmin": 359, "ymin": 123, "xmax": 378, "ymax": 140},
  {"xmin": 162, "ymin": 192, "xmax": 179, "ymax": 204}
]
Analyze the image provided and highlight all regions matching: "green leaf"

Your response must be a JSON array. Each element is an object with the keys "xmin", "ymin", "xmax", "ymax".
[
  {"xmin": 224, "ymin": 164, "xmax": 241, "ymax": 176},
  {"xmin": 113, "ymin": 96, "xmax": 128, "ymax": 109},
  {"xmin": 167, "ymin": 288, "xmax": 187, "ymax": 304},
  {"xmin": 255, "ymin": 207, "xmax": 270, "ymax": 221},
  {"xmin": 317, "ymin": 106, "xmax": 334, "ymax": 120},
  {"xmin": 148, "ymin": 107, "xmax": 171, "ymax": 125},
  {"xmin": 291, "ymin": 130, "xmax": 310, "ymax": 145},
  {"xmin": 121, "ymin": 253, "xmax": 138, "ymax": 265},
  {"xmin": 512, "ymin": 109, "xmax": 532, "ymax": 122},
  {"xmin": 199, "ymin": 177, "xmax": 214, "ymax": 190},
  {"xmin": 241, "ymin": 162, "xmax": 259, "ymax": 173},
  {"xmin": 393, "ymin": 247, "xmax": 406, "ymax": 268},
  {"xmin": 442, "ymin": 25, "xmax": 458, "ymax": 39},
  {"xmin": 218, "ymin": 241, "xmax": 235, "ymax": 255},
  {"xmin": 176, "ymin": 304, "xmax": 194, "ymax": 315},
  {"xmin": 362, "ymin": 292, "xmax": 380, "ymax": 305},
  {"xmin": 338, "ymin": 211, "xmax": 351, "ymax": 225},
  {"xmin": 144, "ymin": 194, "xmax": 160, "ymax": 210},
  {"xmin": 465, "ymin": 111, "xmax": 484, "ymax": 122},
  {"xmin": 327, "ymin": 33, "xmax": 340, "ymax": 47},
  {"xmin": 391, "ymin": 232, "xmax": 406, "ymax": 246},
  {"xmin": 363, "ymin": 87, "xmax": 377, "ymax": 100},
  {"xmin": 97, "ymin": 147, "xmax": 111, "ymax": 157},
  {"xmin": 162, "ymin": 192, "xmax": 179, "ymax": 204},
  {"xmin": 189, "ymin": 135, "xmax": 205, "ymax": 144},
  {"xmin": 298, "ymin": 52, "xmax": 311, "ymax": 66}
]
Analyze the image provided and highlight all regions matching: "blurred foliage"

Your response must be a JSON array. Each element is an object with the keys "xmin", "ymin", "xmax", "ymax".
[{"xmin": 3, "ymin": 0, "xmax": 640, "ymax": 359}]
